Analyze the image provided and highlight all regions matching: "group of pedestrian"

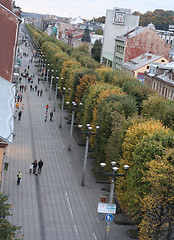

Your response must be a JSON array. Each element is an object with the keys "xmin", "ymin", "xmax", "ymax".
[
  {"xmin": 16, "ymin": 39, "xmax": 47, "ymax": 185},
  {"xmin": 29, "ymin": 159, "xmax": 44, "ymax": 175},
  {"xmin": 28, "ymin": 77, "xmax": 33, "ymax": 83},
  {"xmin": 37, "ymin": 89, "xmax": 43, "ymax": 96},
  {"xmin": 17, "ymin": 159, "xmax": 44, "ymax": 185},
  {"xmin": 19, "ymin": 85, "xmax": 27, "ymax": 92},
  {"xmin": 29, "ymin": 57, "xmax": 33, "ymax": 64},
  {"xmin": 45, "ymin": 104, "xmax": 54, "ymax": 122},
  {"xmin": 16, "ymin": 93, "xmax": 23, "ymax": 102}
]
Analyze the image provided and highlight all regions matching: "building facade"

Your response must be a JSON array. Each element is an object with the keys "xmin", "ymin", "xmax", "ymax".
[
  {"xmin": 144, "ymin": 62, "xmax": 174, "ymax": 100},
  {"xmin": 113, "ymin": 24, "xmax": 171, "ymax": 70},
  {"xmin": 0, "ymin": 2, "xmax": 21, "ymax": 82},
  {"xmin": 122, "ymin": 52, "xmax": 168, "ymax": 82},
  {"xmin": 100, "ymin": 7, "xmax": 139, "ymax": 67}
]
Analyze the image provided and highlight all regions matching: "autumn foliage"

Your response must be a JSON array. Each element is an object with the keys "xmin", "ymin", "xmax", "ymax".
[{"xmin": 27, "ymin": 23, "xmax": 174, "ymax": 239}]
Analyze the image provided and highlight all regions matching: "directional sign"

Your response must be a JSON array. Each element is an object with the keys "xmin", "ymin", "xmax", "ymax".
[
  {"xmin": 97, "ymin": 203, "xmax": 116, "ymax": 214},
  {"xmin": 105, "ymin": 214, "xmax": 113, "ymax": 222}
]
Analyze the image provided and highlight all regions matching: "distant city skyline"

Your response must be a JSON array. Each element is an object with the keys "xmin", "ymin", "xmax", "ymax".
[{"xmin": 16, "ymin": 0, "xmax": 173, "ymax": 19}]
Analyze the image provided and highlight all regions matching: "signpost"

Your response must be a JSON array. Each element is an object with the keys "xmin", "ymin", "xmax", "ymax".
[
  {"xmin": 105, "ymin": 214, "xmax": 113, "ymax": 222},
  {"xmin": 97, "ymin": 203, "xmax": 116, "ymax": 240},
  {"xmin": 97, "ymin": 203, "xmax": 116, "ymax": 214}
]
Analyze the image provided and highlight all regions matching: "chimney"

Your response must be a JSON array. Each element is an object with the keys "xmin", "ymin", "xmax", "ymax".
[{"xmin": 147, "ymin": 55, "xmax": 152, "ymax": 60}]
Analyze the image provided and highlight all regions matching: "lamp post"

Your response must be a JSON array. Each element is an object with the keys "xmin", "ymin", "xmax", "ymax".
[
  {"xmin": 43, "ymin": 63, "xmax": 46, "ymax": 79},
  {"xmin": 54, "ymin": 77, "xmax": 59, "ymax": 112},
  {"xmin": 66, "ymin": 101, "xmax": 82, "ymax": 151},
  {"xmin": 78, "ymin": 124, "xmax": 100, "ymax": 186},
  {"xmin": 49, "ymin": 69, "xmax": 54, "ymax": 100},
  {"xmin": 42, "ymin": 55, "xmax": 44, "ymax": 75},
  {"xmin": 46, "ymin": 64, "xmax": 50, "ymax": 86},
  {"xmin": 59, "ymin": 87, "xmax": 71, "ymax": 128},
  {"xmin": 100, "ymin": 162, "xmax": 129, "ymax": 240}
]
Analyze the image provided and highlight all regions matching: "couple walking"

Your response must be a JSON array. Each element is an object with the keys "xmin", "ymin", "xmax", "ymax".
[{"xmin": 30, "ymin": 159, "xmax": 43, "ymax": 174}]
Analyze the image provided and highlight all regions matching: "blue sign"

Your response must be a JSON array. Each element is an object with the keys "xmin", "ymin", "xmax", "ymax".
[{"xmin": 105, "ymin": 214, "xmax": 113, "ymax": 222}]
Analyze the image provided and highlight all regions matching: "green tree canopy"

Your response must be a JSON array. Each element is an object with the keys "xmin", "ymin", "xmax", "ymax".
[
  {"xmin": 95, "ymin": 28, "xmax": 103, "ymax": 35},
  {"xmin": 91, "ymin": 40, "xmax": 102, "ymax": 62},
  {"xmin": 133, "ymin": 9, "xmax": 174, "ymax": 30},
  {"xmin": 0, "ymin": 193, "xmax": 22, "ymax": 240}
]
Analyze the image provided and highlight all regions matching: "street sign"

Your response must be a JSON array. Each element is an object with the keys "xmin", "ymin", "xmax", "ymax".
[
  {"xmin": 97, "ymin": 203, "xmax": 116, "ymax": 214},
  {"xmin": 105, "ymin": 214, "xmax": 113, "ymax": 222}
]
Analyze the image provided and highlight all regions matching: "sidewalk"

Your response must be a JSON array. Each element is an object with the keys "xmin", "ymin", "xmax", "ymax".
[{"xmin": 2, "ymin": 24, "xmax": 135, "ymax": 240}]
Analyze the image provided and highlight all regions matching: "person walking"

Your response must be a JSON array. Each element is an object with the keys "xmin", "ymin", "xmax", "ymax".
[
  {"xmin": 33, "ymin": 160, "xmax": 37, "ymax": 174},
  {"xmin": 17, "ymin": 95, "xmax": 20, "ymax": 102},
  {"xmin": 17, "ymin": 170, "xmax": 22, "ymax": 185},
  {"xmin": 38, "ymin": 159, "xmax": 43, "ymax": 174},
  {"xmin": 45, "ymin": 104, "xmax": 49, "ymax": 112},
  {"xmin": 16, "ymin": 102, "xmax": 19, "ymax": 111},
  {"xmin": 45, "ymin": 112, "xmax": 48, "ymax": 122},
  {"xmin": 50, "ymin": 111, "xmax": 53, "ymax": 121},
  {"xmin": 21, "ymin": 104, "xmax": 24, "ymax": 111},
  {"xmin": 40, "ymin": 89, "xmax": 43, "ymax": 96},
  {"xmin": 18, "ymin": 110, "xmax": 22, "ymax": 121},
  {"xmin": 29, "ymin": 163, "xmax": 33, "ymax": 174}
]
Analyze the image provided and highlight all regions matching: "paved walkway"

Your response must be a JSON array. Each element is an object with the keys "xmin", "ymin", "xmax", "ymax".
[{"xmin": 2, "ymin": 24, "xmax": 135, "ymax": 240}]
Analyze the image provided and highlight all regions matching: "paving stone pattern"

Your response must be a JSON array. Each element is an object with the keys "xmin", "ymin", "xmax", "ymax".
[{"xmin": 2, "ymin": 25, "xmax": 135, "ymax": 240}]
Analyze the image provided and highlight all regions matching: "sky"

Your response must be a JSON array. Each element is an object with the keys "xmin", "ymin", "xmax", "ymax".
[{"xmin": 16, "ymin": 0, "xmax": 174, "ymax": 19}]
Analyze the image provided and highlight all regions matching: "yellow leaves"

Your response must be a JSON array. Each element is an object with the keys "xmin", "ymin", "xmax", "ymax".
[
  {"xmin": 75, "ymin": 74, "xmax": 97, "ymax": 105},
  {"xmin": 122, "ymin": 119, "xmax": 169, "ymax": 163}
]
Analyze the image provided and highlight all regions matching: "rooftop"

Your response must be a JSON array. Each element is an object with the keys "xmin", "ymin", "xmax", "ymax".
[
  {"xmin": 116, "ymin": 23, "xmax": 156, "ymax": 41},
  {"xmin": 122, "ymin": 52, "xmax": 164, "ymax": 71}
]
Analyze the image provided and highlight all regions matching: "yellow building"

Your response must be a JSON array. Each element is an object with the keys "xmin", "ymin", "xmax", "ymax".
[{"xmin": 122, "ymin": 52, "xmax": 168, "ymax": 82}]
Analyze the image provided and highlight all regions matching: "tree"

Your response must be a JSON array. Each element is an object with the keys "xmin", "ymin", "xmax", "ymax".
[
  {"xmin": 91, "ymin": 40, "xmax": 102, "ymax": 62},
  {"xmin": 94, "ymin": 16, "xmax": 105, "ymax": 23},
  {"xmin": 75, "ymin": 74, "xmax": 97, "ymax": 105},
  {"xmin": 117, "ymin": 120, "xmax": 171, "ymax": 214},
  {"xmin": 142, "ymin": 95, "xmax": 174, "ymax": 131},
  {"xmin": 138, "ymin": 154, "xmax": 174, "ymax": 240},
  {"xmin": 0, "ymin": 193, "xmax": 22, "ymax": 240},
  {"xmin": 133, "ymin": 9, "xmax": 174, "ymax": 30},
  {"xmin": 95, "ymin": 28, "xmax": 103, "ymax": 35},
  {"xmin": 95, "ymin": 94, "xmax": 137, "ymax": 163},
  {"xmin": 77, "ymin": 43, "xmax": 89, "ymax": 54}
]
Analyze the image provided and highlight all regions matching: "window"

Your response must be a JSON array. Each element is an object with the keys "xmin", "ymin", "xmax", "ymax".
[
  {"xmin": 161, "ymin": 60, "xmax": 165, "ymax": 62},
  {"xmin": 147, "ymin": 66, "xmax": 149, "ymax": 69}
]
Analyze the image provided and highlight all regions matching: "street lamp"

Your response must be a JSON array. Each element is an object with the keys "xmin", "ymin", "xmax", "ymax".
[
  {"xmin": 100, "ymin": 162, "xmax": 129, "ymax": 240},
  {"xmin": 42, "ymin": 55, "xmax": 44, "ymax": 75},
  {"xmin": 78, "ymin": 124, "xmax": 100, "ymax": 186},
  {"xmin": 66, "ymin": 101, "xmax": 82, "ymax": 151},
  {"xmin": 49, "ymin": 69, "xmax": 54, "ymax": 100},
  {"xmin": 43, "ymin": 63, "xmax": 46, "ymax": 78},
  {"xmin": 59, "ymin": 87, "xmax": 71, "ymax": 128},
  {"xmin": 54, "ymin": 77, "xmax": 59, "ymax": 112},
  {"xmin": 46, "ymin": 64, "xmax": 50, "ymax": 87}
]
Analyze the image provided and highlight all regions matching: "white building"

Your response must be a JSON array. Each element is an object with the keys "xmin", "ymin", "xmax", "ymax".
[
  {"xmin": 90, "ymin": 34, "xmax": 103, "ymax": 44},
  {"xmin": 70, "ymin": 16, "xmax": 84, "ymax": 25},
  {"xmin": 100, "ymin": 7, "xmax": 139, "ymax": 67}
]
